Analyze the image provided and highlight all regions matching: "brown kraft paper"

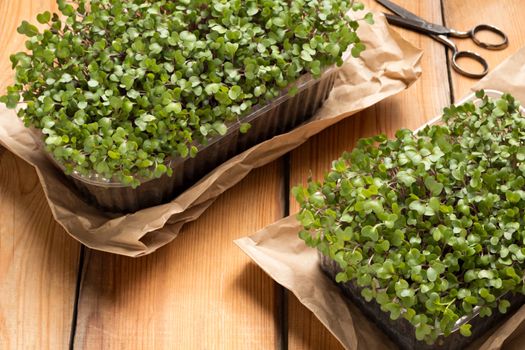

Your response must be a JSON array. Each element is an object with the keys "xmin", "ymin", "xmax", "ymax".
[
  {"xmin": 235, "ymin": 46, "xmax": 525, "ymax": 350},
  {"xmin": 0, "ymin": 12, "xmax": 421, "ymax": 256}
]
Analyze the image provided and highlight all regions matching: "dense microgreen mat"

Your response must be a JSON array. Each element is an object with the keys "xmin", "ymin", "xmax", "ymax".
[
  {"xmin": 1, "ymin": 0, "xmax": 370, "ymax": 187},
  {"xmin": 294, "ymin": 91, "xmax": 525, "ymax": 344}
]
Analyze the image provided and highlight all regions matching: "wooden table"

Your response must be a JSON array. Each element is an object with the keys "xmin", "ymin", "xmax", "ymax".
[{"xmin": 1, "ymin": 1, "xmax": 524, "ymax": 349}]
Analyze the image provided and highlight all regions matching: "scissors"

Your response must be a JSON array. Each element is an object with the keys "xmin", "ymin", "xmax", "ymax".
[{"xmin": 377, "ymin": 0, "xmax": 509, "ymax": 79}]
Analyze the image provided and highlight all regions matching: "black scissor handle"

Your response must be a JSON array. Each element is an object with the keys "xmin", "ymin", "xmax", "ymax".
[
  {"xmin": 470, "ymin": 24, "xmax": 508, "ymax": 50},
  {"xmin": 451, "ymin": 51, "xmax": 489, "ymax": 79}
]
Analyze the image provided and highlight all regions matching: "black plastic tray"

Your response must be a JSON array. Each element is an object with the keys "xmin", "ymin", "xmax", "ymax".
[
  {"xmin": 61, "ymin": 66, "xmax": 340, "ymax": 213},
  {"xmin": 313, "ymin": 90, "xmax": 525, "ymax": 349},
  {"xmin": 319, "ymin": 240, "xmax": 525, "ymax": 349}
]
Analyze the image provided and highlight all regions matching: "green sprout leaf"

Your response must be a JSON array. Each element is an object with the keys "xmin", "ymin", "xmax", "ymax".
[
  {"xmin": 240, "ymin": 123, "xmax": 252, "ymax": 134},
  {"xmin": 426, "ymin": 267, "xmax": 438, "ymax": 282},
  {"xmin": 498, "ymin": 300, "xmax": 511, "ymax": 314},
  {"xmin": 17, "ymin": 21, "xmax": 39, "ymax": 37},
  {"xmin": 36, "ymin": 11, "xmax": 51, "ymax": 24},
  {"xmin": 364, "ymin": 13, "xmax": 374, "ymax": 25},
  {"xmin": 460, "ymin": 324, "xmax": 472, "ymax": 337}
]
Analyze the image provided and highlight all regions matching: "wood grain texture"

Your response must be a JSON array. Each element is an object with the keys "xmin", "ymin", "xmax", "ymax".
[
  {"xmin": 0, "ymin": 152, "xmax": 80, "ymax": 349},
  {"xmin": 443, "ymin": 0, "xmax": 525, "ymax": 99},
  {"xmin": 287, "ymin": 1, "xmax": 451, "ymax": 349},
  {"xmin": 74, "ymin": 163, "xmax": 283, "ymax": 350},
  {"xmin": 0, "ymin": 1, "xmax": 81, "ymax": 349}
]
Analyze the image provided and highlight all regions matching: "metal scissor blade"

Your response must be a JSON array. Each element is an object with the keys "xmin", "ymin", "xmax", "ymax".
[
  {"xmin": 376, "ymin": 0, "xmax": 423, "ymax": 21},
  {"xmin": 377, "ymin": 0, "xmax": 451, "ymax": 36},
  {"xmin": 384, "ymin": 13, "xmax": 451, "ymax": 36}
]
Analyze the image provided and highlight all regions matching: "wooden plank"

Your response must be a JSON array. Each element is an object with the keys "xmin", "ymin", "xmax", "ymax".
[
  {"xmin": 287, "ymin": 1, "xmax": 451, "ymax": 349},
  {"xmin": 443, "ymin": 0, "xmax": 525, "ymax": 99},
  {"xmin": 0, "ymin": 1, "xmax": 81, "ymax": 349},
  {"xmin": 0, "ymin": 152, "xmax": 80, "ymax": 350},
  {"xmin": 74, "ymin": 163, "xmax": 283, "ymax": 350}
]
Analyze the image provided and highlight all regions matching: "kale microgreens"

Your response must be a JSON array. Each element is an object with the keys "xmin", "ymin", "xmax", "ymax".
[
  {"xmin": 1, "ymin": 0, "xmax": 371, "ymax": 188},
  {"xmin": 294, "ymin": 91, "xmax": 525, "ymax": 344}
]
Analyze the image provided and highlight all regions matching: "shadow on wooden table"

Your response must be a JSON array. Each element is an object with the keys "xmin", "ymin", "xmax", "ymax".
[{"xmin": 233, "ymin": 261, "xmax": 279, "ymax": 314}]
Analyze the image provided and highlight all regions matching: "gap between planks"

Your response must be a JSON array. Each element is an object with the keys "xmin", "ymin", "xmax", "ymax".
[
  {"xmin": 276, "ymin": 154, "xmax": 291, "ymax": 350},
  {"xmin": 68, "ymin": 246, "xmax": 86, "ymax": 350},
  {"xmin": 440, "ymin": 0, "xmax": 456, "ymax": 105}
]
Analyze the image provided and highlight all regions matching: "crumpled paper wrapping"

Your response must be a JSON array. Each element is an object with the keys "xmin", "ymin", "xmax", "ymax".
[
  {"xmin": 235, "ymin": 46, "xmax": 525, "ymax": 350},
  {"xmin": 0, "ymin": 12, "xmax": 421, "ymax": 256}
]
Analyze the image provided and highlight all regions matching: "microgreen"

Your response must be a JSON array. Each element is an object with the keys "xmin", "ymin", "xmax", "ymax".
[
  {"xmin": 0, "ymin": 0, "xmax": 370, "ymax": 188},
  {"xmin": 294, "ymin": 91, "xmax": 525, "ymax": 344}
]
